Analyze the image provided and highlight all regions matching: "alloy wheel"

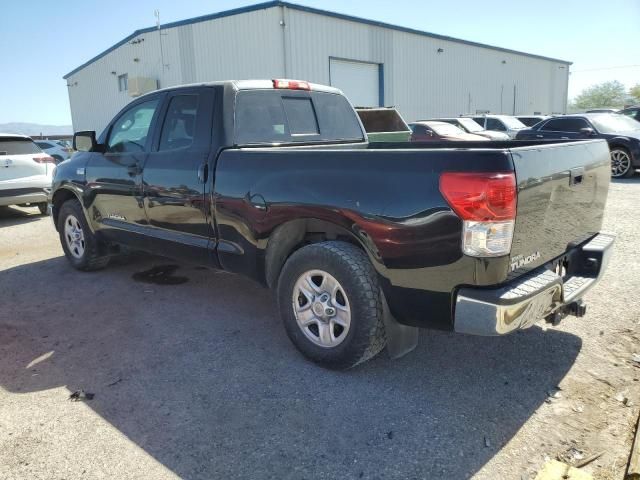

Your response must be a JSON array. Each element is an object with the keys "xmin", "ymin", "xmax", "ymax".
[
  {"xmin": 64, "ymin": 214, "xmax": 85, "ymax": 259},
  {"xmin": 611, "ymin": 149, "xmax": 631, "ymax": 177},
  {"xmin": 292, "ymin": 269, "xmax": 351, "ymax": 348}
]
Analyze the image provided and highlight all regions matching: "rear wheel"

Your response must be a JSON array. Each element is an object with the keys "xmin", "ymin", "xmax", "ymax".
[
  {"xmin": 277, "ymin": 241, "xmax": 386, "ymax": 369},
  {"xmin": 610, "ymin": 148, "xmax": 634, "ymax": 178},
  {"xmin": 58, "ymin": 199, "xmax": 110, "ymax": 271}
]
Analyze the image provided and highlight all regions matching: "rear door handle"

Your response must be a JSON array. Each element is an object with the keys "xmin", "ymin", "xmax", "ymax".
[{"xmin": 535, "ymin": 134, "xmax": 543, "ymax": 139}]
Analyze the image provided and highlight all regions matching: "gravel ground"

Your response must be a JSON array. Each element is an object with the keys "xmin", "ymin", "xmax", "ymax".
[{"xmin": 0, "ymin": 178, "xmax": 639, "ymax": 480}]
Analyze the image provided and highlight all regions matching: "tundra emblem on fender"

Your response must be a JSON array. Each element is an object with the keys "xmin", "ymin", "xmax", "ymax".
[{"xmin": 510, "ymin": 252, "xmax": 541, "ymax": 272}]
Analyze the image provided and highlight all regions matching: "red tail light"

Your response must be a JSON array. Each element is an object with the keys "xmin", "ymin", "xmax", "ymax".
[
  {"xmin": 33, "ymin": 155, "xmax": 55, "ymax": 164},
  {"xmin": 272, "ymin": 79, "xmax": 311, "ymax": 90},
  {"xmin": 439, "ymin": 172, "xmax": 516, "ymax": 221}
]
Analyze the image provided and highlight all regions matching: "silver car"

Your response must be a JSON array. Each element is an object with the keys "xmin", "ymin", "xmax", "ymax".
[
  {"xmin": 434, "ymin": 117, "xmax": 510, "ymax": 140},
  {"xmin": 466, "ymin": 114, "xmax": 527, "ymax": 139}
]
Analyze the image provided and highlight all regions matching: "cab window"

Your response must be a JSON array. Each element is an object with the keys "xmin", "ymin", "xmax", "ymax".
[
  {"xmin": 159, "ymin": 95, "xmax": 200, "ymax": 151},
  {"xmin": 107, "ymin": 99, "xmax": 159, "ymax": 153}
]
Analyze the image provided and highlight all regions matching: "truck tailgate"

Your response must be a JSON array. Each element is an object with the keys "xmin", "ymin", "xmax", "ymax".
[{"xmin": 508, "ymin": 139, "xmax": 611, "ymax": 274}]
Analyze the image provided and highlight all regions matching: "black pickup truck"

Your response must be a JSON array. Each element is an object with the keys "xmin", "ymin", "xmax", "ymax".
[{"xmin": 51, "ymin": 79, "xmax": 614, "ymax": 369}]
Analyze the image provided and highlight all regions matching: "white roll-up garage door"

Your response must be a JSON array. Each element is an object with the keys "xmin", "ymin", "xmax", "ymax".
[{"xmin": 329, "ymin": 58, "xmax": 380, "ymax": 108}]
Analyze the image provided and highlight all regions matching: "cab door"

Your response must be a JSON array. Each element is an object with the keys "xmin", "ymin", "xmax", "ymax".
[
  {"xmin": 85, "ymin": 96, "xmax": 162, "ymax": 243},
  {"xmin": 140, "ymin": 88, "xmax": 215, "ymax": 264}
]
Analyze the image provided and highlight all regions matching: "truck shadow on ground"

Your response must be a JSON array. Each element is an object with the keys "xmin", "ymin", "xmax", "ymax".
[
  {"xmin": 0, "ymin": 206, "xmax": 45, "ymax": 227},
  {"xmin": 0, "ymin": 255, "xmax": 582, "ymax": 479}
]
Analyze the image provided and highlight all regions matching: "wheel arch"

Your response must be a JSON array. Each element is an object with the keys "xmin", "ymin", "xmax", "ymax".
[
  {"xmin": 51, "ymin": 186, "xmax": 85, "ymax": 231},
  {"xmin": 264, "ymin": 218, "xmax": 378, "ymax": 289},
  {"xmin": 608, "ymin": 142, "xmax": 630, "ymax": 153}
]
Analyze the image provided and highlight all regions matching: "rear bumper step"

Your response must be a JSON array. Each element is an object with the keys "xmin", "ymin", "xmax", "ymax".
[{"xmin": 454, "ymin": 232, "xmax": 615, "ymax": 336}]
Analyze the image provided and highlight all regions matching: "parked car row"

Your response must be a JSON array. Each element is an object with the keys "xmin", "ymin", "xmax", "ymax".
[
  {"xmin": 355, "ymin": 104, "xmax": 640, "ymax": 178},
  {"xmin": 516, "ymin": 113, "xmax": 640, "ymax": 178}
]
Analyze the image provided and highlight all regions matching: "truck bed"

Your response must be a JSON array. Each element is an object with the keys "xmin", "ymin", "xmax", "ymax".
[{"xmin": 215, "ymin": 138, "xmax": 611, "ymax": 328}]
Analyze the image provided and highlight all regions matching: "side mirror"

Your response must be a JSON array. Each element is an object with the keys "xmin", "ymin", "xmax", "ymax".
[
  {"xmin": 73, "ymin": 130, "xmax": 98, "ymax": 152},
  {"xmin": 580, "ymin": 127, "xmax": 595, "ymax": 136}
]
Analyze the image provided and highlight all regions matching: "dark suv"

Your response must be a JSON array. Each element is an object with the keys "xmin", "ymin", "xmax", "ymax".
[{"xmin": 516, "ymin": 113, "xmax": 640, "ymax": 178}]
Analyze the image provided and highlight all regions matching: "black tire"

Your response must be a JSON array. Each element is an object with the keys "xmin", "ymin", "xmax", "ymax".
[
  {"xmin": 610, "ymin": 147, "xmax": 635, "ymax": 178},
  {"xmin": 57, "ymin": 199, "xmax": 110, "ymax": 271},
  {"xmin": 277, "ymin": 241, "xmax": 386, "ymax": 369},
  {"xmin": 37, "ymin": 202, "xmax": 49, "ymax": 215}
]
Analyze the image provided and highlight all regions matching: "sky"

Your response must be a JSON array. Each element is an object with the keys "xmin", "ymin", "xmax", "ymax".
[{"xmin": 1, "ymin": 0, "xmax": 638, "ymax": 125}]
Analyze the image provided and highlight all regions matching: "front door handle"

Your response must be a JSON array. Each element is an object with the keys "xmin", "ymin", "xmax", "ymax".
[
  {"xmin": 127, "ymin": 163, "xmax": 142, "ymax": 176},
  {"xmin": 535, "ymin": 134, "xmax": 543, "ymax": 139}
]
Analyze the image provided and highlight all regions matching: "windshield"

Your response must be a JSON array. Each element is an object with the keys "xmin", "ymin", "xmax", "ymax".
[
  {"xmin": 501, "ymin": 116, "xmax": 526, "ymax": 129},
  {"xmin": 591, "ymin": 114, "xmax": 640, "ymax": 133},
  {"xmin": 457, "ymin": 118, "xmax": 483, "ymax": 132},
  {"xmin": 428, "ymin": 123, "xmax": 465, "ymax": 136}
]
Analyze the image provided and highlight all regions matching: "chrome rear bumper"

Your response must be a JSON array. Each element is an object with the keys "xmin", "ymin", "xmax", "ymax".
[{"xmin": 454, "ymin": 233, "xmax": 615, "ymax": 336}]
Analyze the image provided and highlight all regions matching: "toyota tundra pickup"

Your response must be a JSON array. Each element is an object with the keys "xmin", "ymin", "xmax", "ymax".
[{"xmin": 51, "ymin": 79, "xmax": 614, "ymax": 369}]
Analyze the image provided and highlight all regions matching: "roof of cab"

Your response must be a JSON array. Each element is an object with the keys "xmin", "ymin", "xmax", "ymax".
[{"xmin": 136, "ymin": 79, "xmax": 343, "ymax": 100}]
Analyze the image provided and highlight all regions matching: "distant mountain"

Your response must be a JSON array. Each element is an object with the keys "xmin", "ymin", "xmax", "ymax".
[{"xmin": 0, "ymin": 122, "xmax": 73, "ymax": 137}]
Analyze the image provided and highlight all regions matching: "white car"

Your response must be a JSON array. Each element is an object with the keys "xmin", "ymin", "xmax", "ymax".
[
  {"xmin": 467, "ymin": 114, "xmax": 527, "ymax": 139},
  {"xmin": 0, "ymin": 134, "xmax": 55, "ymax": 214},
  {"xmin": 34, "ymin": 139, "xmax": 73, "ymax": 164},
  {"xmin": 433, "ymin": 117, "xmax": 511, "ymax": 140}
]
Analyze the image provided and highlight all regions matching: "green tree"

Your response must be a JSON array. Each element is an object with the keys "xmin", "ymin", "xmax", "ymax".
[
  {"xmin": 572, "ymin": 80, "xmax": 627, "ymax": 109},
  {"xmin": 629, "ymin": 84, "xmax": 640, "ymax": 103}
]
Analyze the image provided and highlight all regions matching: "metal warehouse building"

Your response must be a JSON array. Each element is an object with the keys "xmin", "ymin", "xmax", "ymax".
[{"xmin": 64, "ymin": 1, "xmax": 571, "ymax": 133}]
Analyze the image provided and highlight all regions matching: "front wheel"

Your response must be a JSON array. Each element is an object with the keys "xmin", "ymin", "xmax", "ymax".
[
  {"xmin": 277, "ymin": 241, "xmax": 386, "ymax": 369},
  {"xmin": 610, "ymin": 148, "xmax": 635, "ymax": 178},
  {"xmin": 57, "ymin": 199, "xmax": 110, "ymax": 271}
]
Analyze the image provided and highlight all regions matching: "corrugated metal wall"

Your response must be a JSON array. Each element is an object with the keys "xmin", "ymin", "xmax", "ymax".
[
  {"xmin": 284, "ymin": 8, "xmax": 568, "ymax": 121},
  {"xmin": 66, "ymin": 4, "xmax": 569, "ymax": 133}
]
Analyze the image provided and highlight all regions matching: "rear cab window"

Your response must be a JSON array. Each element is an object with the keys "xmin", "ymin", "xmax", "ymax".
[
  {"xmin": 234, "ymin": 90, "xmax": 364, "ymax": 145},
  {"xmin": 0, "ymin": 137, "xmax": 42, "ymax": 155}
]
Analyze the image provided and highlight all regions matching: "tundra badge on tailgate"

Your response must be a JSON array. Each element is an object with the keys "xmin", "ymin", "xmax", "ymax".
[{"xmin": 510, "ymin": 252, "xmax": 541, "ymax": 272}]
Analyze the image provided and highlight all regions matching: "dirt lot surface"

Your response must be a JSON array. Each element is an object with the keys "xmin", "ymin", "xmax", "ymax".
[{"xmin": 1, "ymin": 178, "xmax": 639, "ymax": 480}]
